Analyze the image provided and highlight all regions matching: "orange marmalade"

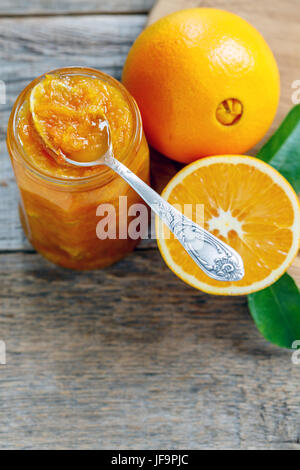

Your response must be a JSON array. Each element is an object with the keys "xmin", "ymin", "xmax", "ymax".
[{"xmin": 7, "ymin": 67, "xmax": 150, "ymax": 269}]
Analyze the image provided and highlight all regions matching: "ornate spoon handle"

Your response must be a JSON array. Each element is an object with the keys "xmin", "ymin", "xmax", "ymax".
[{"xmin": 105, "ymin": 156, "xmax": 244, "ymax": 282}]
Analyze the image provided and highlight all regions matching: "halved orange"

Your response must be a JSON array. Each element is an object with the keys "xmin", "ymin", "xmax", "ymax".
[{"xmin": 156, "ymin": 155, "xmax": 300, "ymax": 295}]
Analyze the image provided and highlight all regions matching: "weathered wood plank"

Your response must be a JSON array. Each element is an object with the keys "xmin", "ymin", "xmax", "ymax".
[
  {"xmin": 149, "ymin": 0, "xmax": 300, "ymax": 25},
  {"xmin": 0, "ymin": 0, "xmax": 155, "ymax": 16},
  {"xmin": 0, "ymin": 3, "xmax": 299, "ymax": 451},
  {"xmin": 0, "ymin": 250, "xmax": 299, "ymax": 449}
]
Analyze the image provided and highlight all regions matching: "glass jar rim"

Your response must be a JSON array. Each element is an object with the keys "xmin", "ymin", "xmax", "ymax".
[{"xmin": 7, "ymin": 66, "xmax": 143, "ymax": 187}]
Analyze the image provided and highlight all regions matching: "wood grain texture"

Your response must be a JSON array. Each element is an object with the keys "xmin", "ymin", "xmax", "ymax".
[
  {"xmin": 0, "ymin": 0, "xmax": 300, "ymax": 450},
  {"xmin": 148, "ymin": 0, "xmax": 300, "ymax": 286},
  {"xmin": 0, "ymin": 0, "xmax": 155, "ymax": 16},
  {"xmin": 0, "ymin": 251, "xmax": 299, "ymax": 450}
]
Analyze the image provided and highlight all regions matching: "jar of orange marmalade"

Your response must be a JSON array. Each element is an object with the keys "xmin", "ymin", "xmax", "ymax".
[{"xmin": 7, "ymin": 67, "xmax": 150, "ymax": 270}]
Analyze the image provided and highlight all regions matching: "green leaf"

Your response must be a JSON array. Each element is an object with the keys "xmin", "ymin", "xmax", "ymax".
[
  {"xmin": 247, "ymin": 107, "xmax": 300, "ymax": 349},
  {"xmin": 257, "ymin": 105, "xmax": 300, "ymax": 193},
  {"xmin": 248, "ymin": 274, "xmax": 300, "ymax": 349}
]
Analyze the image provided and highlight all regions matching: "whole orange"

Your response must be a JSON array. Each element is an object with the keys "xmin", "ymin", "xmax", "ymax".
[{"xmin": 122, "ymin": 8, "xmax": 280, "ymax": 163}]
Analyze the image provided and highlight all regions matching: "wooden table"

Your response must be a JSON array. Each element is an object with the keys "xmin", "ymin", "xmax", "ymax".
[{"xmin": 0, "ymin": 0, "xmax": 299, "ymax": 450}]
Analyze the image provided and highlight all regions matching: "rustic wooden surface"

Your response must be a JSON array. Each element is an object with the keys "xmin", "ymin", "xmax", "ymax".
[{"xmin": 0, "ymin": 0, "xmax": 299, "ymax": 450}]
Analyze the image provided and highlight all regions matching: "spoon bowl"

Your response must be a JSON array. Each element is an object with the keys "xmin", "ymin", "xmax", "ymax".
[{"xmin": 30, "ymin": 78, "xmax": 112, "ymax": 165}]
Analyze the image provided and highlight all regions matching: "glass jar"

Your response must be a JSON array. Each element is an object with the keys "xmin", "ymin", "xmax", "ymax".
[{"xmin": 7, "ymin": 67, "xmax": 150, "ymax": 270}]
